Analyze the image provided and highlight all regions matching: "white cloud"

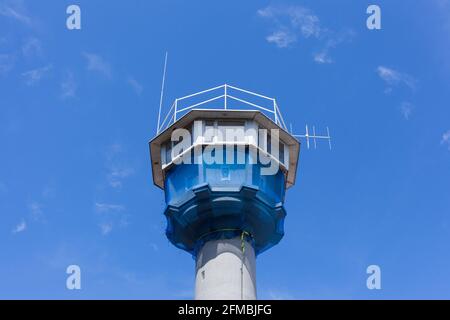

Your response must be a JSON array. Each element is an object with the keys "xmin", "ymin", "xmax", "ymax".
[
  {"xmin": 105, "ymin": 143, "xmax": 134, "ymax": 189},
  {"xmin": 107, "ymin": 167, "xmax": 134, "ymax": 188},
  {"xmin": 376, "ymin": 67, "xmax": 418, "ymax": 118},
  {"xmin": 314, "ymin": 29, "xmax": 355, "ymax": 64},
  {"xmin": 441, "ymin": 130, "xmax": 450, "ymax": 150},
  {"xmin": 22, "ymin": 37, "xmax": 42, "ymax": 58},
  {"xmin": 21, "ymin": 64, "xmax": 52, "ymax": 85},
  {"xmin": 258, "ymin": 6, "xmax": 321, "ymax": 39},
  {"xmin": 400, "ymin": 102, "xmax": 414, "ymax": 120},
  {"xmin": 266, "ymin": 30, "xmax": 296, "ymax": 48},
  {"xmin": 94, "ymin": 144, "xmax": 133, "ymax": 235},
  {"xmin": 42, "ymin": 186, "xmax": 56, "ymax": 199},
  {"xmin": 95, "ymin": 202, "xmax": 125, "ymax": 213},
  {"xmin": 376, "ymin": 66, "xmax": 417, "ymax": 90},
  {"xmin": 258, "ymin": 5, "xmax": 353, "ymax": 63},
  {"xmin": 127, "ymin": 76, "xmax": 143, "ymax": 95},
  {"xmin": 293, "ymin": 10, "xmax": 321, "ymax": 38},
  {"xmin": 82, "ymin": 52, "xmax": 111, "ymax": 78},
  {"xmin": 11, "ymin": 201, "xmax": 46, "ymax": 234},
  {"xmin": 12, "ymin": 219, "xmax": 26, "ymax": 234},
  {"xmin": 313, "ymin": 51, "xmax": 333, "ymax": 64},
  {"xmin": 95, "ymin": 202, "xmax": 128, "ymax": 235},
  {"xmin": 0, "ymin": 0, "xmax": 32, "ymax": 26},
  {"xmin": 29, "ymin": 201, "xmax": 44, "ymax": 221},
  {"xmin": 258, "ymin": 5, "xmax": 321, "ymax": 49},
  {"xmin": 61, "ymin": 71, "xmax": 77, "ymax": 99},
  {"xmin": 99, "ymin": 222, "xmax": 113, "ymax": 235}
]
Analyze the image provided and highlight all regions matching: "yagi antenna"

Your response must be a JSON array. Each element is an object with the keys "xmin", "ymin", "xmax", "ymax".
[
  {"xmin": 157, "ymin": 51, "xmax": 168, "ymax": 134},
  {"xmin": 292, "ymin": 124, "xmax": 332, "ymax": 150}
]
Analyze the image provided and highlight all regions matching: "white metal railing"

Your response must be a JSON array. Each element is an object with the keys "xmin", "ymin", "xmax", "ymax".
[{"xmin": 157, "ymin": 84, "xmax": 288, "ymax": 134}]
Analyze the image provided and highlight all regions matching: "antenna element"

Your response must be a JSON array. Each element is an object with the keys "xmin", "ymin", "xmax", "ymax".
[{"xmin": 293, "ymin": 124, "xmax": 332, "ymax": 150}]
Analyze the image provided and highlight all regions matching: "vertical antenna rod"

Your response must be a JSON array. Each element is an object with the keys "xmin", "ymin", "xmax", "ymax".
[
  {"xmin": 157, "ymin": 52, "xmax": 168, "ymax": 134},
  {"xmin": 305, "ymin": 124, "xmax": 310, "ymax": 149},
  {"xmin": 327, "ymin": 126, "xmax": 332, "ymax": 150},
  {"xmin": 313, "ymin": 126, "xmax": 317, "ymax": 149}
]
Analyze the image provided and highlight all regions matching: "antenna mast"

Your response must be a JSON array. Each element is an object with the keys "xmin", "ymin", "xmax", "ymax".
[{"xmin": 157, "ymin": 52, "xmax": 168, "ymax": 134}]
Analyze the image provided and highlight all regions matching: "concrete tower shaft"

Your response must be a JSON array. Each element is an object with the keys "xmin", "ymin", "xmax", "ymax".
[{"xmin": 195, "ymin": 237, "xmax": 256, "ymax": 300}]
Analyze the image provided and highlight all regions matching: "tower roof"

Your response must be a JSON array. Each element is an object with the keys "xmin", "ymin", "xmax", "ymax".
[{"xmin": 150, "ymin": 108, "xmax": 300, "ymax": 189}]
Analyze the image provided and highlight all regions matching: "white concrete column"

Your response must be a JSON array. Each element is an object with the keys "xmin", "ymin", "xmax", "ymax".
[{"xmin": 195, "ymin": 237, "xmax": 256, "ymax": 300}]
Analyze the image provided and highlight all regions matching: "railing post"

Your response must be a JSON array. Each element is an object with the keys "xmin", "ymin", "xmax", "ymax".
[
  {"xmin": 174, "ymin": 99, "xmax": 178, "ymax": 122},
  {"xmin": 224, "ymin": 84, "xmax": 227, "ymax": 110},
  {"xmin": 273, "ymin": 99, "xmax": 278, "ymax": 126}
]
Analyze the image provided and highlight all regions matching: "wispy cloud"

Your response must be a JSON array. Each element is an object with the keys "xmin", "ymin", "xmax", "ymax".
[
  {"xmin": 400, "ymin": 102, "xmax": 414, "ymax": 120},
  {"xmin": 95, "ymin": 202, "xmax": 125, "ymax": 213},
  {"xmin": 42, "ymin": 185, "xmax": 56, "ymax": 199},
  {"xmin": 22, "ymin": 37, "xmax": 42, "ymax": 58},
  {"xmin": 0, "ymin": 54, "xmax": 15, "ymax": 75},
  {"xmin": 99, "ymin": 222, "xmax": 113, "ymax": 235},
  {"xmin": 21, "ymin": 64, "xmax": 52, "ymax": 85},
  {"xmin": 95, "ymin": 202, "xmax": 128, "ymax": 235},
  {"xmin": 258, "ymin": 5, "xmax": 321, "ymax": 49},
  {"xmin": 105, "ymin": 143, "xmax": 134, "ymax": 189},
  {"xmin": 29, "ymin": 201, "xmax": 44, "ymax": 221},
  {"xmin": 258, "ymin": 5, "xmax": 353, "ymax": 63},
  {"xmin": 376, "ymin": 66, "xmax": 418, "ymax": 119},
  {"xmin": 82, "ymin": 52, "xmax": 112, "ymax": 78},
  {"xmin": 313, "ymin": 51, "xmax": 333, "ymax": 64},
  {"xmin": 149, "ymin": 243, "xmax": 159, "ymax": 252},
  {"xmin": 107, "ymin": 167, "xmax": 134, "ymax": 188},
  {"xmin": 61, "ymin": 70, "xmax": 77, "ymax": 99},
  {"xmin": 313, "ymin": 29, "xmax": 355, "ymax": 64},
  {"xmin": 0, "ymin": 0, "xmax": 33, "ymax": 26},
  {"xmin": 12, "ymin": 200, "xmax": 47, "ymax": 234},
  {"xmin": 441, "ymin": 130, "xmax": 450, "ymax": 150},
  {"xmin": 257, "ymin": 5, "xmax": 321, "ymax": 38},
  {"xmin": 127, "ymin": 76, "xmax": 143, "ymax": 95},
  {"xmin": 376, "ymin": 66, "xmax": 417, "ymax": 90},
  {"xmin": 266, "ymin": 30, "xmax": 296, "ymax": 48},
  {"xmin": 12, "ymin": 219, "xmax": 26, "ymax": 234}
]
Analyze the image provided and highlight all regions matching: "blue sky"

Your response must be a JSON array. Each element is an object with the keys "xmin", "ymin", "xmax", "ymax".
[{"xmin": 1, "ymin": 0, "xmax": 450, "ymax": 299}]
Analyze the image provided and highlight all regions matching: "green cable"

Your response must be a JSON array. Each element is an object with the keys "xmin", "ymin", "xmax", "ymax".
[{"xmin": 240, "ymin": 230, "xmax": 249, "ymax": 254}]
